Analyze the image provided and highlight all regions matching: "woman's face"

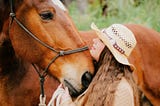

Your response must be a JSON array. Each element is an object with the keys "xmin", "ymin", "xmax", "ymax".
[{"xmin": 90, "ymin": 38, "xmax": 105, "ymax": 61}]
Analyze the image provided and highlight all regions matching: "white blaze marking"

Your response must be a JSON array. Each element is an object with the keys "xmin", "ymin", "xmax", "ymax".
[{"xmin": 51, "ymin": 0, "xmax": 66, "ymax": 11}]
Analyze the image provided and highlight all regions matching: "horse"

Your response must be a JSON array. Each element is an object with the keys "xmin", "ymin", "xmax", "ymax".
[
  {"xmin": 1, "ymin": 0, "xmax": 160, "ymax": 105},
  {"xmin": 0, "ymin": 0, "xmax": 94, "ymax": 105},
  {"xmin": 80, "ymin": 24, "xmax": 160, "ymax": 105}
]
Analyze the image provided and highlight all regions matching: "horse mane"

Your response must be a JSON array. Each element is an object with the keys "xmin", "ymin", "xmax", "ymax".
[
  {"xmin": 78, "ymin": 47, "xmax": 141, "ymax": 106},
  {"xmin": 0, "ymin": 0, "xmax": 27, "ymax": 89},
  {"xmin": 0, "ymin": 0, "xmax": 15, "ymax": 74},
  {"xmin": 0, "ymin": 0, "xmax": 23, "ymax": 32},
  {"xmin": 0, "ymin": 0, "xmax": 9, "ymax": 32},
  {"xmin": 0, "ymin": 38, "xmax": 28, "ymax": 91},
  {"xmin": 0, "ymin": 0, "xmax": 24, "ymax": 66}
]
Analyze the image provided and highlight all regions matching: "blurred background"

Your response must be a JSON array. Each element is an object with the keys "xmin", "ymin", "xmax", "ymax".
[{"xmin": 61, "ymin": 0, "xmax": 160, "ymax": 32}]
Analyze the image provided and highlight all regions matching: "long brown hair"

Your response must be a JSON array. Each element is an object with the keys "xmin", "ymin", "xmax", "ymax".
[{"xmin": 81, "ymin": 47, "xmax": 140, "ymax": 106}]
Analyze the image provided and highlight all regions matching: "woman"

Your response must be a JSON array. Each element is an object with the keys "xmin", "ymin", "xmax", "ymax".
[{"xmin": 48, "ymin": 23, "xmax": 140, "ymax": 106}]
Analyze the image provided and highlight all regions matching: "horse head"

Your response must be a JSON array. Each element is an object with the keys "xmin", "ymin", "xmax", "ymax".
[{"xmin": 1, "ymin": 0, "xmax": 94, "ymax": 96}]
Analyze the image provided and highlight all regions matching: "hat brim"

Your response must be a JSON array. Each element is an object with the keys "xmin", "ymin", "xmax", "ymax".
[{"xmin": 91, "ymin": 23, "xmax": 135, "ymax": 71}]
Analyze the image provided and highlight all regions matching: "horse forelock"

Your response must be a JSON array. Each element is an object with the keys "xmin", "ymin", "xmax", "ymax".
[{"xmin": 50, "ymin": 0, "xmax": 66, "ymax": 11}]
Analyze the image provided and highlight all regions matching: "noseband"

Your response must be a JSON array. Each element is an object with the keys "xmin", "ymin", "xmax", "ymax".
[{"xmin": 9, "ymin": 0, "xmax": 88, "ymax": 103}]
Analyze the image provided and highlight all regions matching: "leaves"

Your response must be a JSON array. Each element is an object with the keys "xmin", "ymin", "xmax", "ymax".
[{"xmin": 68, "ymin": 0, "xmax": 160, "ymax": 32}]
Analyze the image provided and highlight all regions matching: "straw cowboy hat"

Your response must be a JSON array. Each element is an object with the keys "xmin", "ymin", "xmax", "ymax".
[{"xmin": 91, "ymin": 23, "xmax": 137, "ymax": 71}]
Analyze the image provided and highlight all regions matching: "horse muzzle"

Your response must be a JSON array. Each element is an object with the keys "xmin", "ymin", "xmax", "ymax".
[{"xmin": 63, "ymin": 71, "xmax": 93, "ymax": 97}]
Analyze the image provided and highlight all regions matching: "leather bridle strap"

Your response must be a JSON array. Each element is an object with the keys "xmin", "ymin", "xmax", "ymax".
[
  {"xmin": 9, "ymin": 3, "xmax": 88, "ymax": 54},
  {"xmin": 9, "ymin": 0, "xmax": 89, "ymax": 99}
]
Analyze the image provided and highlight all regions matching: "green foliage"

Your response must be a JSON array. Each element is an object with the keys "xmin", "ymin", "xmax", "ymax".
[{"xmin": 68, "ymin": 0, "xmax": 160, "ymax": 32}]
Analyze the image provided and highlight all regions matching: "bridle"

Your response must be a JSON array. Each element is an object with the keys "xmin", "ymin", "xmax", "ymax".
[{"xmin": 9, "ymin": 0, "xmax": 88, "ymax": 104}]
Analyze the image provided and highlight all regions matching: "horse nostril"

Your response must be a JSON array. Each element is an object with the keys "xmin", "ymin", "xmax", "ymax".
[{"xmin": 81, "ymin": 71, "xmax": 93, "ymax": 88}]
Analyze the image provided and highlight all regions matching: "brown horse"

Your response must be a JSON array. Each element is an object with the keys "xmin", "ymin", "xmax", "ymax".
[
  {"xmin": 0, "ymin": 0, "xmax": 94, "ymax": 105},
  {"xmin": 80, "ymin": 24, "xmax": 160, "ymax": 105}
]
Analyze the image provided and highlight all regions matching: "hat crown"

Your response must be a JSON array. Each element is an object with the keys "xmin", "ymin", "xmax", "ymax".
[{"xmin": 101, "ymin": 24, "xmax": 137, "ymax": 57}]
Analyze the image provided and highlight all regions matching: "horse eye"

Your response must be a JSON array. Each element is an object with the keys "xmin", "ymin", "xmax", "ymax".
[{"xmin": 40, "ymin": 11, "xmax": 54, "ymax": 20}]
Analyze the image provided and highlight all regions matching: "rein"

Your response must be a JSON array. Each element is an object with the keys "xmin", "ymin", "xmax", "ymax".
[{"xmin": 9, "ymin": 0, "xmax": 88, "ymax": 105}]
